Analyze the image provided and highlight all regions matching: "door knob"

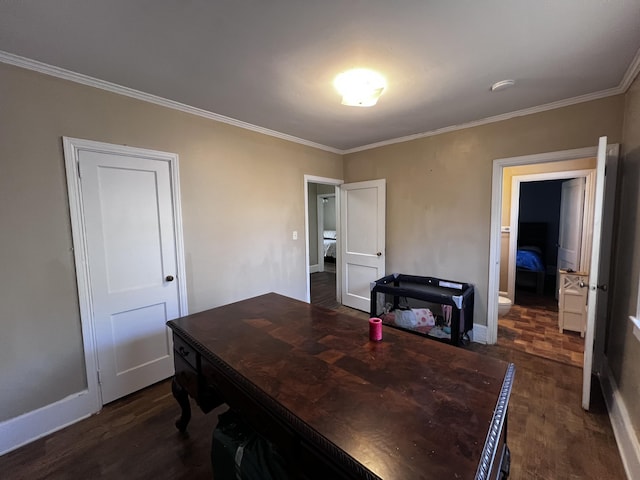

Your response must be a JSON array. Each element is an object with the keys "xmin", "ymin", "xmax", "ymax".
[
  {"xmin": 376, "ymin": 252, "xmax": 382, "ymax": 257},
  {"xmin": 597, "ymin": 284, "xmax": 607, "ymax": 291},
  {"xmin": 165, "ymin": 275, "xmax": 175, "ymax": 282}
]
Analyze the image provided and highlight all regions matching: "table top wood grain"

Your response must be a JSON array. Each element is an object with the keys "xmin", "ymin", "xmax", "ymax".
[{"xmin": 168, "ymin": 292, "xmax": 513, "ymax": 480}]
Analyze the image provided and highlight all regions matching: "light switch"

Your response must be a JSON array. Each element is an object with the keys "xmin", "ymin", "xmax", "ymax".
[{"xmin": 292, "ymin": 231, "xmax": 298, "ymax": 240}]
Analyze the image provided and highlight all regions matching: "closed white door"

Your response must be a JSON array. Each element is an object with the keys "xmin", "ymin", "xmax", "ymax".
[
  {"xmin": 79, "ymin": 149, "xmax": 180, "ymax": 404},
  {"xmin": 340, "ymin": 180, "xmax": 385, "ymax": 311},
  {"xmin": 582, "ymin": 138, "xmax": 618, "ymax": 410},
  {"xmin": 558, "ymin": 177, "xmax": 586, "ymax": 271}
]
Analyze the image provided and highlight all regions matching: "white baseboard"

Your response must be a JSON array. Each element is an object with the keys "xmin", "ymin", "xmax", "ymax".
[
  {"xmin": 472, "ymin": 324, "xmax": 488, "ymax": 344},
  {"xmin": 0, "ymin": 389, "xmax": 99, "ymax": 456},
  {"xmin": 601, "ymin": 359, "xmax": 640, "ymax": 480},
  {"xmin": 309, "ymin": 264, "xmax": 320, "ymax": 274}
]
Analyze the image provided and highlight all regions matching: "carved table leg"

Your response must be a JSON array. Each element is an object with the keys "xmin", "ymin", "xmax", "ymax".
[{"xmin": 171, "ymin": 377, "xmax": 191, "ymax": 432}]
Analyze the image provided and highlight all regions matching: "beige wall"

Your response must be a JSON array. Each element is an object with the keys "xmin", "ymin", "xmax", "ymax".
[
  {"xmin": 607, "ymin": 73, "xmax": 640, "ymax": 431},
  {"xmin": 499, "ymin": 157, "xmax": 597, "ymax": 291},
  {"xmin": 344, "ymin": 96, "xmax": 624, "ymax": 328},
  {"xmin": 0, "ymin": 63, "xmax": 342, "ymax": 421},
  {"xmin": 2, "ymin": 56, "xmax": 637, "ymax": 447}
]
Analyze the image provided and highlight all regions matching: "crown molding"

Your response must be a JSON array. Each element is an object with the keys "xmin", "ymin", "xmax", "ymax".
[
  {"xmin": 2, "ymin": 47, "xmax": 638, "ymax": 156},
  {"xmin": 344, "ymin": 46, "xmax": 640, "ymax": 154},
  {"xmin": 620, "ymin": 47, "xmax": 640, "ymax": 93},
  {"xmin": 343, "ymin": 86, "xmax": 623, "ymax": 154},
  {"xmin": 0, "ymin": 51, "xmax": 342, "ymax": 155}
]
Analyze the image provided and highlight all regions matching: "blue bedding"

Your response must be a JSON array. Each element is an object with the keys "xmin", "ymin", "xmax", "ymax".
[{"xmin": 516, "ymin": 249, "xmax": 545, "ymax": 272}]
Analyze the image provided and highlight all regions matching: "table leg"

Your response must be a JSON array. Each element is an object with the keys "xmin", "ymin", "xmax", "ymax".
[{"xmin": 171, "ymin": 377, "xmax": 191, "ymax": 432}]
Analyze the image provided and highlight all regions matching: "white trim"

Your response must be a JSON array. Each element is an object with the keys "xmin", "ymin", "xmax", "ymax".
[
  {"xmin": 620, "ymin": 47, "xmax": 640, "ymax": 93},
  {"xmin": 506, "ymin": 169, "xmax": 595, "ymax": 301},
  {"xmin": 316, "ymin": 193, "xmax": 336, "ymax": 275},
  {"xmin": 304, "ymin": 175, "xmax": 343, "ymax": 303},
  {"xmin": 601, "ymin": 360, "xmax": 640, "ymax": 479},
  {"xmin": 0, "ymin": 51, "xmax": 341, "ymax": 155},
  {"xmin": 317, "ymin": 194, "xmax": 325, "ymax": 273},
  {"xmin": 2, "ymin": 48, "xmax": 637, "ymax": 155},
  {"xmin": 343, "ymin": 88, "xmax": 622, "ymax": 154},
  {"xmin": 0, "ymin": 389, "xmax": 95, "ymax": 456},
  {"xmin": 309, "ymin": 264, "xmax": 320, "ymax": 274},
  {"xmin": 472, "ymin": 324, "xmax": 487, "ymax": 344},
  {"xmin": 581, "ymin": 172, "xmax": 597, "ymax": 272},
  {"xmin": 61, "ymin": 137, "xmax": 189, "ymax": 414},
  {"xmin": 487, "ymin": 146, "xmax": 598, "ymax": 344}
]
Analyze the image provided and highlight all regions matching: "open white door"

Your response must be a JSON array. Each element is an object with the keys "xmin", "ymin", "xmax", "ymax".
[
  {"xmin": 340, "ymin": 179, "xmax": 386, "ymax": 311},
  {"xmin": 582, "ymin": 138, "xmax": 619, "ymax": 410},
  {"xmin": 557, "ymin": 177, "xmax": 586, "ymax": 299},
  {"xmin": 558, "ymin": 177, "xmax": 586, "ymax": 272}
]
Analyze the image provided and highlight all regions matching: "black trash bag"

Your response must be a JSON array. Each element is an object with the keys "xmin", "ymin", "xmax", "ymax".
[{"xmin": 212, "ymin": 409, "xmax": 289, "ymax": 480}]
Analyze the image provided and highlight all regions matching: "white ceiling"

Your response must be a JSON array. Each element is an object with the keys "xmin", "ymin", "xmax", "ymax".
[{"xmin": 1, "ymin": 1, "xmax": 639, "ymax": 152}]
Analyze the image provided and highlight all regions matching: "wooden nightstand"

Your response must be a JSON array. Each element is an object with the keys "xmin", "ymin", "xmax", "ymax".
[{"xmin": 558, "ymin": 270, "xmax": 589, "ymax": 337}]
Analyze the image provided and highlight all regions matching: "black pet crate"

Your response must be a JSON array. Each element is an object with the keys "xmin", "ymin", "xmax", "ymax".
[{"xmin": 370, "ymin": 274, "xmax": 474, "ymax": 346}]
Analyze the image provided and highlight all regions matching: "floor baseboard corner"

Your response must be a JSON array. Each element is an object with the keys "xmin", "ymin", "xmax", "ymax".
[
  {"xmin": 601, "ymin": 359, "xmax": 640, "ymax": 480},
  {"xmin": 0, "ymin": 390, "xmax": 98, "ymax": 456}
]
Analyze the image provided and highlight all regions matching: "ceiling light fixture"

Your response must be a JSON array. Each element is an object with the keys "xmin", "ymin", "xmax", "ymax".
[
  {"xmin": 334, "ymin": 68, "xmax": 386, "ymax": 107},
  {"xmin": 491, "ymin": 79, "xmax": 515, "ymax": 92}
]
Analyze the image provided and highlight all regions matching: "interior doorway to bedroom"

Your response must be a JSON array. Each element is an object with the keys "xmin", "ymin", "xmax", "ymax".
[
  {"xmin": 498, "ymin": 161, "xmax": 596, "ymax": 367},
  {"xmin": 304, "ymin": 176, "xmax": 342, "ymax": 308}
]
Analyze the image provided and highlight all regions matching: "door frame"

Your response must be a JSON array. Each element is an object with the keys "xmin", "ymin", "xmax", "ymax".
[
  {"xmin": 304, "ymin": 175, "xmax": 343, "ymax": 303},
  {"xmin": 63, "ymin": 137, "xmax": 188, "ymax": 411},
  {"xmin": 506, "ymin": 169, "xmax": 595, "ymax": 302},
  {"xmin": 316, "ymin": 193, "xmax": 336, "ymax": 274},
  {"xmin": 488, "ymin": 146, "xmax": 598, "ymax": 345}
]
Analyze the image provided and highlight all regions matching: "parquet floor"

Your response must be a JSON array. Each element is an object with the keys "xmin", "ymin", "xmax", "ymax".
[
  {"xmin": 498, "ymin": 289, "xmax": 585, "ymax": 367},
  {"xmin": 311, "ymin": 273, "xmax": 585, "ymax": 368}
]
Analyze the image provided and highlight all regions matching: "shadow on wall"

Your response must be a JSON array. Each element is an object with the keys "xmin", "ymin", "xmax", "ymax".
[{"xmin": 606, "ymin": 145, "xmax": 640, "ymax": 369}]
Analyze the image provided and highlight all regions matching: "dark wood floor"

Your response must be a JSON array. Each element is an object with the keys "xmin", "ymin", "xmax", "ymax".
[
  {"xmin": 499, "ymin": 289, "xmax": 585, "ymax": 367},
  {"xmin": 0, "ymin": 274, "xmax": 625, "ymax": 479},
  {"xmin": 0, "ymin": 380, "xmax": 226, "ymax": 479}
]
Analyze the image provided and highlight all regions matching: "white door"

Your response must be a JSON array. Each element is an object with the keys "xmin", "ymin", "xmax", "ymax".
[
  {"xmin": 79, "ymin": 148, "xmax": 181, "ymax": 404},
  {"xmin": 558, "ymin": 177, "xmax": 586, "ymax": 272},
  {"xmin": 340, "ymin": 179, "xmax": 386, "ymax": 311},
  {"xmin": 582, "ymin": 137, "xmax": 618, "ymax": 410}
]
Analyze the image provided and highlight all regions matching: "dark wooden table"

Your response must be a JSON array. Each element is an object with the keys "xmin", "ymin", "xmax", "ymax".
[{"xmin": 167, "ymin": 293, "xmax": 514, "ymax": 480}]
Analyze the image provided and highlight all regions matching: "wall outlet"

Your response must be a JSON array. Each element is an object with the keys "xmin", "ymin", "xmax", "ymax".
[{"xmin": 292, "ymin": 231, "xmax": 298, "ymax": 240}]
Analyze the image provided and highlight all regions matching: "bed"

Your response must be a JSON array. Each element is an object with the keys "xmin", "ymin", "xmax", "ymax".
[
  {"xmin": 322, "ymin": 230, "xmax": 337, "ymax": 261},
  {"xmin": 516, "ymin": 223, "xmax": 547, "ymax": 294}
]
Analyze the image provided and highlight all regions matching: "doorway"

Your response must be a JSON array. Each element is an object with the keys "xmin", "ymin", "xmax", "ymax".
[
  {"xmin": 304, "ymin": 176, "xmax": 342, "ymax": 307},
  {"xmin": 64, "ymin": 137, "xmax": 188, "ymax": 408},
  {"xmin": 501, "ymin": 171, "xmax": 595, "ymax": 367},
  {"xmin": 304, "ymin": 175, "xmax": 387, "ymax": 312},
  {"xmin": 487, "ymin": 146, "xmax": 600, "ymax": 347}
]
